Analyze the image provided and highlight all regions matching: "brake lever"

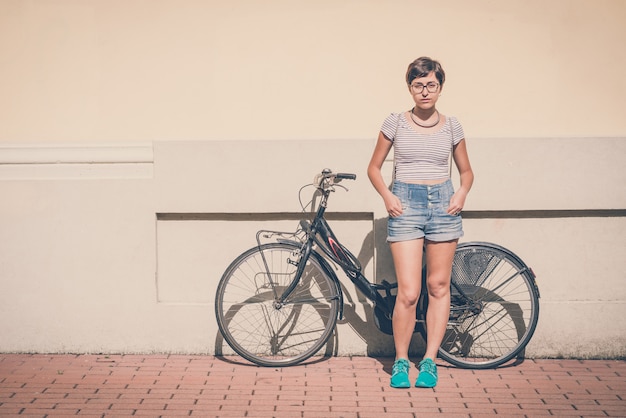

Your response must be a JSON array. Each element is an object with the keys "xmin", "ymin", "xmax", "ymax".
[{"xmin": 332, "ymin": 183, "xmax": 348, "ymax": 192}]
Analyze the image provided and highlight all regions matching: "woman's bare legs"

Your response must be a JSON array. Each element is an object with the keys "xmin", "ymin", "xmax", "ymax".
[{"xmin": 389, "ymin": 238, "xmax": 457, "ymax": 361}]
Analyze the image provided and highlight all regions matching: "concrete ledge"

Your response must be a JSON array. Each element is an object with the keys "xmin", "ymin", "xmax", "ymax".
[
  {"xmin": 457, "ymin": 137, "xmax": 626, "ymax": 211},
  {"xmin": 0, "ymin": 143, "xmax": 154, "ymax": 164},
  {"xmin": 0, "ymin": 143, "xmax": 154, "ymax": 179}
]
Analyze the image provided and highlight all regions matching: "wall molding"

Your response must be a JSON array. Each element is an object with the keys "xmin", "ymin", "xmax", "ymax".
[
  {"xmin": 0, "ymin": 142, "xmax": 154, "ymax": 164},
  {"xmin": 0, "ymin": 142, "xmax": 154, "ymax": 179},
  {"xmin": 156, "ymin": 212, "xmax": 374, "ymax": 221},
  {"xmin": 462, "ymin": 209, "xmax": 626, "ymax": 219}
]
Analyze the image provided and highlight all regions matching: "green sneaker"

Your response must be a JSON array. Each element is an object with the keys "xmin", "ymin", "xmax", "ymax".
[
  {"xmin": 390, "ymin": 358, "xmax": 411, "ymax": 388},
  {"xmin": 415, "ymin": 358, "xmax": 438, "ymax": 388}
]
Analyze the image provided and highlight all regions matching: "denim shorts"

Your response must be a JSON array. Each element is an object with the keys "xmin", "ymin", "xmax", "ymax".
[{"xmin": 387, "ymin": 180, "xmax": 464, "ymax": 242}]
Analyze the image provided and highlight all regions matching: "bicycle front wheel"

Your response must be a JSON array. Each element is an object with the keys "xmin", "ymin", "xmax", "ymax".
[
  {"xmin": 215, "ymin": 242, "xmax": 340, "ymax": 367},
  {"xmin": 439, "ymin": 242, "xmax": 540, "ymax": 369}
]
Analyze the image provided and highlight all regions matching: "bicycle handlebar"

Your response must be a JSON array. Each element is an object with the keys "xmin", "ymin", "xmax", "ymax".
[
  {"xmin": 315, "ymin": 169, "xmax": 356, "ymax": 190},
  {"xmin": 314, "ymin": 168, "xmax": 356, "ymax": 185},
  {"xmin": 335, "ymin": 173, "xmax": 357, "ymax": 180}
]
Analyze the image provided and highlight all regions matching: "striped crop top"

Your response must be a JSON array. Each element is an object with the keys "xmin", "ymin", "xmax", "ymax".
[{"xmin": 380, "ymin": 112, "xmax": 465, "ymax": 182}]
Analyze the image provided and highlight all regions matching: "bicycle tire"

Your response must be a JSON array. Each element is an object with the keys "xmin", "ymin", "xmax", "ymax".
[
  {"xmin": 438, "ymin": 242, "xmax": 540, "ymax": 369},
  {"xmin": 215, "ymin": 242, "xmax": 340, "ymax": 367}
]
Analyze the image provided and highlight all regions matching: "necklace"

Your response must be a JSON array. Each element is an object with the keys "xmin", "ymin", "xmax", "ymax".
[{"xmin": 410, "ymin": 108, "xmax": 440, "ymax": 128}]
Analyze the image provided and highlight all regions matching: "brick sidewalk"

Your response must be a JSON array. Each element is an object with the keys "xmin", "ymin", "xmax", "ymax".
[{"xmin": 1, "ymin": 354, "xmax": 625, "ymax": 417}]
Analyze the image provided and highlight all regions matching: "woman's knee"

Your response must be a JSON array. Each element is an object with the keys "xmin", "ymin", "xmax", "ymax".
[
  {"xmin": 426, "ymin": 277, "xmax": 450, "ymax": 299},
  {"xmin": 396, "ymin": 289, "xmax": 420, "ymax": 307}
]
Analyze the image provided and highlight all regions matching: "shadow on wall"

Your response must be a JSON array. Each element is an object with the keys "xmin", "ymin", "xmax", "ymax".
[
  {"xmin": 212, "ymin": 216, "xmax": 427, "ymax": 363},
  {"xmin": 337, "ymin": 216, "xmax": 426, "ymax": 358}
]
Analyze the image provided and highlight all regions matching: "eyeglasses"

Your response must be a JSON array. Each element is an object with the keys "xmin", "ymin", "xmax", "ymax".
[{"xmin": 410, "ymin": 82, "xmax": 439, "ymax": 94}]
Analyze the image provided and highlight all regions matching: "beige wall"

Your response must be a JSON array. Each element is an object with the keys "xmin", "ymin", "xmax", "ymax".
[
  {"xmin": 1, "ymin": 0, "xmax": 625, "ymax": 358},
  {"xmin": 2, "ymin": 0, "xmax": 626, "ymax": 141}
]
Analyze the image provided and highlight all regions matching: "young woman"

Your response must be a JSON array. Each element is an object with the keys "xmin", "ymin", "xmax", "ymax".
[{"xmin": 367, "ymin": 57, "xmax": 474, "ymax": 388}]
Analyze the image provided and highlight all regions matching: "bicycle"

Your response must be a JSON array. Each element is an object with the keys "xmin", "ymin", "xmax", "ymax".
[{"xmin": 215, "ymin": 169, "xmax": 540, "ymax": 369}]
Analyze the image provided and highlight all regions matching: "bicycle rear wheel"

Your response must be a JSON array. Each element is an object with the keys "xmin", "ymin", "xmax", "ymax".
[
  {"xmin": 215, "ymin": 242, "xmax": 340, "ymax": 367},
  {"xmin": 438, "ymin": 242, "xmax": 540, "ymax": 369}
]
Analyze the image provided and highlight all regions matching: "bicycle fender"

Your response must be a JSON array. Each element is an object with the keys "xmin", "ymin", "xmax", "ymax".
[
  {"xmin": 309, "ymin": 250, "xmax": 345, "ymax": 321},
  {"xmin": 458, "ymin": 241, "xmax": 540, "ymax": 298},
  {"xmin": 271, "ymin": 240, "xmax": 344, "ymax": 321}
]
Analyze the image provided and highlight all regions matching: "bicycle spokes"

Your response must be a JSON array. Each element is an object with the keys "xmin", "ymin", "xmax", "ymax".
[
  {"xmin": 439, "ymin": 243, "xmax": 539, "ymax": 368},
  {"xmin": 215, "ymin": 243, "xmax": 340, "ymax": 366}
]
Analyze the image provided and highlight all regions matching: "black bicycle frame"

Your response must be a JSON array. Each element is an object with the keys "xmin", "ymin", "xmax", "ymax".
[{"xmin": 277, "ymin": 187, "xmax": 391, "ymax": 316}]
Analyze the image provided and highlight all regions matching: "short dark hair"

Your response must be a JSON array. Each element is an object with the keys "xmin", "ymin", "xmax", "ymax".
[{"xmin": 405, "ymin": 57, "xmax": 445, "ymax": 87}]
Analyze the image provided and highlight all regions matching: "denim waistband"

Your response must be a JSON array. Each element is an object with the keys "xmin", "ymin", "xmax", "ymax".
[{"xmin": 392, "ymin": 179, "xmax": 453, "ymax": 191}]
